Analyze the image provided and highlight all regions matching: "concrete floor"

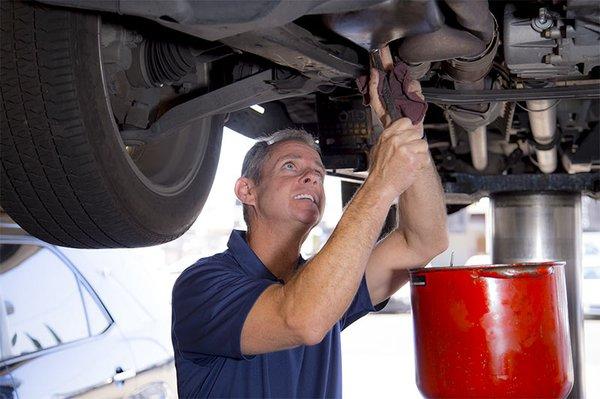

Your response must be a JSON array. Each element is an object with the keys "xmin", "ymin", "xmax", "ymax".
[{"xmin": 342, "ymin": 313, "xmax": 600, "ymax": 398}]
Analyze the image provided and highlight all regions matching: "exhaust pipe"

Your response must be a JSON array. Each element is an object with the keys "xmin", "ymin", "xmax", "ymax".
[
  {"xmin": 444, "ymin": 0, "xmax": 495, "ymax": 44},
  {"xmin": 396, "ymin": 0, "xmax": 499, "ymax": 172},
  {"xmin": 526, "ymin": 99, "xmax": 558, "ymax": 173},
  {"xmin": 468, "ymin": 126, "xmax": 488, "ymax": 171},
  {"xmin": 397, "ymin": 0, "xmax": 495, "ymax": 67},
  {"xmin": 396, "ymin": 25, "xmax": 486, "ymax": 63}
]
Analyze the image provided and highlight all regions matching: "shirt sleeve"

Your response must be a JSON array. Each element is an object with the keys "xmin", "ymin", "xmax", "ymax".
[
  {"xmin": 171, "ymin": 259, "xmax": 275, "ymax": 360},
  {"xmin": 339, "ymin": 274, "xmax": 389, "ymax": 330}
]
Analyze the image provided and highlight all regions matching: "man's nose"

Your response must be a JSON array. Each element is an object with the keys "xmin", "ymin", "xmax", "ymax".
[{"xmin": 300, "ymin": 170, "xmax": 319, "ymax": 185}]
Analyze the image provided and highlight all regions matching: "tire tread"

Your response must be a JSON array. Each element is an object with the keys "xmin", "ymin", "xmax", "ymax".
[{"xmin": 2, "ymin": 1, "xmax": 125, "ymax": 247}]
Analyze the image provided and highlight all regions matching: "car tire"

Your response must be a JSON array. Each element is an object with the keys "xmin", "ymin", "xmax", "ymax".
[{"xmin": 0, "ymin": 1, "xmax": 224, "ymax": 248}]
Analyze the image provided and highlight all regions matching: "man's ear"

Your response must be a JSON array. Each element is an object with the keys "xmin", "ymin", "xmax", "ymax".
[{"xmin": 234, "ymin": 177, "xmax": 257, "ymax": 206}]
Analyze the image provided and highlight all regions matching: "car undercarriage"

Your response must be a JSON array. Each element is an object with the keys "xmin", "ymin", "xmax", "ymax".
[
  {"xmin": 76, "ymin": 0, "xmax": 600, "ymax": 200},
  {"xmin": 1, "ymin": 1, "xmax": 599, "ymax": 397},
  {"xmin": 1, "ymin": 0, "xmax": 599, "ymax": 247}
]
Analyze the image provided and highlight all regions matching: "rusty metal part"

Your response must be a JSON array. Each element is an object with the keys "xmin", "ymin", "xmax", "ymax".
[
  {"xmin": 322, "ymin": 0, "xmax": 443, "ymax": 50},
  {"xmin": 396, "ymin": 25, "xmax": 486, "ymax": 63},
  {"xmin": 443, "ymin": 15, "xmax": 499, "ymax": 83},
  {"xmin": 444, "ymin": 0, "xmax": 495, "ymax": 44}
]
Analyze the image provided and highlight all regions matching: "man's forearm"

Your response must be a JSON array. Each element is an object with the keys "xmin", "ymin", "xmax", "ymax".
[
  {"xmin": 397, "ymin": 154, "xmax": 448, "ymax": 253},
  {"xmin": 280, "ymin": 180, "xmax": 392, "ymax": 342}
]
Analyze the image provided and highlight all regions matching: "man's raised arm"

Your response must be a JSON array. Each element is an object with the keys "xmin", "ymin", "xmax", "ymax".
[{"xmin": 365, "ymin": 49, "xmax": 449, "ymax": 305}]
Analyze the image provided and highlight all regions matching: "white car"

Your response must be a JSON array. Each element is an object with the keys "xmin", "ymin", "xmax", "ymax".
[
  {"xmin": 583, "ymin": 233, "xmax": 600, "ymax": 318},
  {"xmin": 0, "ymin": 219, "xmax": 176, "ymax": 398}
]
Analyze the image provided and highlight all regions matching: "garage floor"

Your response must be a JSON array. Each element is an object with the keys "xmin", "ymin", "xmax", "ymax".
[{"xmin": 342, "ymin": 314, "xmax": 600, "ymax": 398}]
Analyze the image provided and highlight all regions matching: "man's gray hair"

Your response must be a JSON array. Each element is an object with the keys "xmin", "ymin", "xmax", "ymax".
[
  {"xmin": 240, "ymin": 128, "xmax": 321, "ymax": 226},
  {"xmin": 241, "ymin": 128, "xmax": 320, "ymax": 184}
]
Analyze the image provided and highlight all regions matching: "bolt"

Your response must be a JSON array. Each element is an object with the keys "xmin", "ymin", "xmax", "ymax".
[
  {"xmin": 543, "ymin": 54, "xmax": 562, "ymax": 64},
  {"xmin": 543, "ymin": 27, "xmax": 562, "ymax": 39},
  {"xmin": 538, "ymin": 8, "xmax": 548, "ymax": 24},
  {"xmin": 179, "ymin": 83, "xmax": 191, "ymax": 93},
  {"xmin": 532, "ymin": 7, "xmax": 553, "ymax": 32}
]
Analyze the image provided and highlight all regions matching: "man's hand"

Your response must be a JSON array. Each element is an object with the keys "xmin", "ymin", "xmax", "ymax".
[
  {"xmin": 367, "ymin": 47, "xmax": 425, "ymax": 129},
  {"xmin": 364, "ymin": 47, "xmax": 430, "ymax": 202},
  {"xmin": 368, "ymin": 118, "xmax": 430, "ymax": 202},
  {"xmin": 368, "ymin": 68, "xmax": 426, "ymax": 129}
]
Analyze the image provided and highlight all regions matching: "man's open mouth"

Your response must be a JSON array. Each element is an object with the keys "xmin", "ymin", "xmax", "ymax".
[{"xmin": 293, "ymin": 193, "xmax": 317, "ymax": 204}]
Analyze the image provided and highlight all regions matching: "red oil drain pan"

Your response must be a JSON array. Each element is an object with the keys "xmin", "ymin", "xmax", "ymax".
[{"xmin": 409, "ymin": 262, "xmax": 573, "ymax": 398}]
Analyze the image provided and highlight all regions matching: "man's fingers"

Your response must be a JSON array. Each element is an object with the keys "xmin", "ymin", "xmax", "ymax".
[
  {"xmin": 379, "ymin": 135, "xmax": 429, "ymax": 157},
  {"xmin": 368, "ymin": 68, "xmax": 379, "ymax": 96},
  {"xmin": 379, "ymin": 118, "xmax": 423, "ymax": 142},
  {"xmin": 412, "ymin": 152, "xmax": 431, "ymax": 170},
  {"xmin": 404, "ymin": 139, "xmax": 430, "ymax": 154},
  {"xmin": 379, "ymin": 46, "xmax": 393, "ymax": 71},
  {"xmin": 367, "ymin": 51, "xmax": 425, "ymax": 128},
  {"xmin": 406, "ymin": 129, "xmax": 425, "ymax": 142},
  {"xmin": 368, "ymin": 69, "xmax": 386, "ymax": 118},
  {"xmin": 387, "ymin": 117, "xmax": 413, "ymax": 132},
  {"xmin": 407, "ymin": 79, "xmax": 424, "ymax": 101},
  {"xmin": 407, "ymin": 79, "xmax": 422, "ymax": 94},
  {"xmin": 384, "ymin": 129, "xmax": 423, "ymax": 145}
]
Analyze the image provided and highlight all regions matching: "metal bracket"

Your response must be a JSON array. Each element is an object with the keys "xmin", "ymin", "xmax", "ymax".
[
  {"xmin": 221, "ymin": 24, "xmax": 363, "ymax": 83},
  {"xmin": 423, "ymin": 84, "xmax": 600, "ymax": 104},
  {"xmin": 121, "ymin": 68, "xmax": 319, "ymax": 145},
  {"xmin": 443, "ymin": 172, "xmax": 600, "ymax": 203}
]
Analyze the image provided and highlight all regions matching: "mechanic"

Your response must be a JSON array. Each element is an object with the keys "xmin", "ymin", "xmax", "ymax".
[{"xmin": 171, "ymin": 60, "xmax": 449, "ymax": 398}]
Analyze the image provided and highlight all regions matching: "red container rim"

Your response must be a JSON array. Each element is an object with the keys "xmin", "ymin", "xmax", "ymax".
[{"xmin": 409, "ymin": 260, "xmax": 566, "ymax": 275}]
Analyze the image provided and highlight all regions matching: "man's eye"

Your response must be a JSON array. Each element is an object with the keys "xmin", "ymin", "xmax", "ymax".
[{"xmin": 283, "ymin": 162, "xmax": 295, "ymax": 170}]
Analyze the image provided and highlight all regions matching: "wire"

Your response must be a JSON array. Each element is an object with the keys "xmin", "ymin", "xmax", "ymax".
[
  {"xmin": 528, "ymin": 152, "xmax": 540, "ymax": 168},
  {"xmin": 516, "ymin": 99, "xmax": 561, "ymax": 112}
]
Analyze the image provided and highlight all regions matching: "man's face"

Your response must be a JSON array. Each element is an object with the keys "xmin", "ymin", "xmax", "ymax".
[{"xmin": 252, "ymin": 141, "xmax": 326, "ymax": 228}]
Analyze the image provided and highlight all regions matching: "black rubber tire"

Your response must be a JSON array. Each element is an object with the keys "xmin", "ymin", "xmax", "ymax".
[{"xmin": 0, "ymin": 1, "xmax": 224, "ymax": 248}]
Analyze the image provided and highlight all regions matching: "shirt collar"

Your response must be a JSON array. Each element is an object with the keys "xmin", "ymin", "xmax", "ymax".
[{"xmin": 227, "ymin": 230, "xmax": 305, "ymax": 282}]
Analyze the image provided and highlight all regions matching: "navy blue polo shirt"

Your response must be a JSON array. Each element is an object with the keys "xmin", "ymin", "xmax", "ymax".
[{"xmin": 171, "ymin": 230, "xmax": 386, "ymax": 398}]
